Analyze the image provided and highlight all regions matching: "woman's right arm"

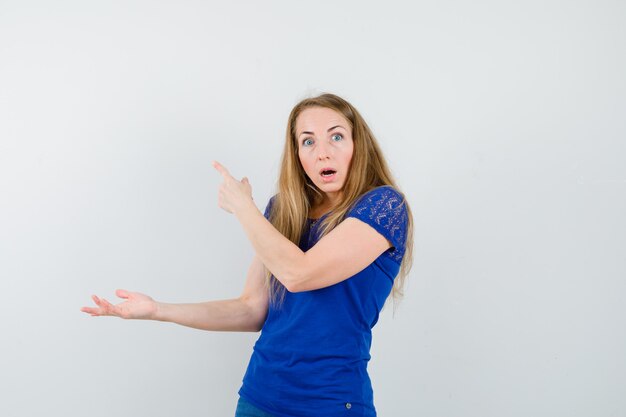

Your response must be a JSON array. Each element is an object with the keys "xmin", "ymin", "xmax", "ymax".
[{"xmin": 80, "ymin": 255, "xmax": 270, "ymax": 333}]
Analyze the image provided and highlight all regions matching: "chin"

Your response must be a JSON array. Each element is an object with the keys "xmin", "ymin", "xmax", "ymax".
[{"xmin": 317, "ymin": 183, "xmax": 343, "ymax": 192}]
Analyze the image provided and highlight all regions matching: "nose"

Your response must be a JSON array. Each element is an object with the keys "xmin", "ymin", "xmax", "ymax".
[{"xmin": 316, "ymin": 141, "xmax": 332, "ymax": 160}]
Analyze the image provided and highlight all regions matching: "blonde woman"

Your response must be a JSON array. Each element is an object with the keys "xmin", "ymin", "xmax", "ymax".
[{"xmin": 81, "ymin": 93, "xmax": 414, "ymax": 417}]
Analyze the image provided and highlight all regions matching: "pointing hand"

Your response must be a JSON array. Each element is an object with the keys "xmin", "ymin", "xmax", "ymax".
[{"xmin": 212, "ymin": 160, "xmax": 253, "ymax": 214}]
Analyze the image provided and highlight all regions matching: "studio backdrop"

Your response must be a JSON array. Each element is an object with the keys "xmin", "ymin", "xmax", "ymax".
[{"xmin": 0, "ymin": 1, "xmax": 624, "ymax": 416}]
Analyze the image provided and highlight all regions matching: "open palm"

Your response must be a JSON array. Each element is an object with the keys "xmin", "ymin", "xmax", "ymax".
[{"xmin": 80, "ymin": 289, "xmax": 158, "ymax": 320}]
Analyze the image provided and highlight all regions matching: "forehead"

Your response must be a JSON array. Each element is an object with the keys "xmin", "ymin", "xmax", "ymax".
[{"xmin": 295, "ymin": 107, "xmax": 351, "ymax": 134}]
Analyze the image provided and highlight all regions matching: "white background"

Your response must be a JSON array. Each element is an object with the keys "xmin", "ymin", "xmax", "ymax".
[{"xmin": 1, "ymin": 1, "xmax": 624, "ymax": 416}]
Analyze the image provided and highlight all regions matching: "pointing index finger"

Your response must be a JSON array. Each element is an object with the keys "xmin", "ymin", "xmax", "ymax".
[{"xmin": 212, "ymin": 160, "xmax": 231, "ymax": 178}]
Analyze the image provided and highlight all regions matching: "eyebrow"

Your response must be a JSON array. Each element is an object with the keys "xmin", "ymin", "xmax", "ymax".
[{"xmin": 298, "ymin": 125, "xmax": 346, "ymax": 137}]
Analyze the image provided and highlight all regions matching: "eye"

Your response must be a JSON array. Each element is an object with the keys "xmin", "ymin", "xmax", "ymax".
[
  {"xmin": 331, "ymin": 133, "xmax": 343, "ymax": 141},
  {"xmin": 302, "ymin": 138, "xmax": 314, "ymax": 146}
]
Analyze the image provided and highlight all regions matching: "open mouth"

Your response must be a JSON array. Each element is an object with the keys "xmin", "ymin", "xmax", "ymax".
[{"xmin": 320, "ymin": 169, "xmax": 337, "ymax": 177}]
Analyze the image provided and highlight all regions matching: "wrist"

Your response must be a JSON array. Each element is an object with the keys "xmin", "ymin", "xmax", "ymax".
[
  {"xmin": 234, "ymin": 198, "xmax": 258, "ymax": 219},
  {"xmin": 153, "ymin": 302, "xmax": 167, "ymax": 321}
]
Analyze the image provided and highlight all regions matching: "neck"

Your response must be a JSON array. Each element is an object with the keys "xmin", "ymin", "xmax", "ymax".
[{"xmin": 319, "ymin": 191, "xmax": 342, "ymax": 208}]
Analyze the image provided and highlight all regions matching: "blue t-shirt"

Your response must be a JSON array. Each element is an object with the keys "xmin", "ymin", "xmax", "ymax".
[{"xmin": 238, "ymin": 185, "xmax": 409, "ymax": 417}]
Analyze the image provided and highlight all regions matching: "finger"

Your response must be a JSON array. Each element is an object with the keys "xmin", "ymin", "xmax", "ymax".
[
  {"xmin": 80, "ymin": 306, "xmax": 101, "ymax": 315},
  {"xmin": 92, "ymin": 295, "xmax": 108, "ymax": 311},
  {"xmin": 100, "ymin": 298, "xmax": 114, "ymax": 308},
  {"xmin": 212, "ymin": 160, "xmax": 231, "ymax": 178},
  {"xmin": 116, "ymin": 289, "xmax": 130, "ymax": 299},
  {"xmin": 99, "ymin": 298, "xmax": 117, "ymax": 315},
  {"xmin": 241, "ymin": 177, "xmax": 249, "ymax": 185},
  {"xmin": 82, "ymin": 304, "xmax": 106, "ymax": 315}
]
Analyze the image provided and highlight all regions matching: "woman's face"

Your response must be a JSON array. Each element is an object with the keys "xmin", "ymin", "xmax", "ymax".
[{"xmin": 295, "ymin": 106, "xmax": 354, "ymax": 205}]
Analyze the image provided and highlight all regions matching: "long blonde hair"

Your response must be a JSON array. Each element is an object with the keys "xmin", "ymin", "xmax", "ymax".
[{"xmin": 265, "ymin": 93, "xmax": 414, "ymax": 308}]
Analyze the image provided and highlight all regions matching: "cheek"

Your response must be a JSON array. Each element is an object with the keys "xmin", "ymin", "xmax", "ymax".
[
  {"xmin": 344, "ymin": 143, "xmax": 354, "ymax": 165},
  {"xmin": 298, "ymin": 153, "xmax": 313, "ymax": 174}
]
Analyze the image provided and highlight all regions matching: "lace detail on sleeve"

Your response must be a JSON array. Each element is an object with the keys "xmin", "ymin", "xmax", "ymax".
[{"xmin": 346, "ymin": 186, "xmax": 408, "ymax": 264}]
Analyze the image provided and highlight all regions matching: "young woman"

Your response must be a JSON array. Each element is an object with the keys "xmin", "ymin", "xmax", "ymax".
[{"xmin": 81, "ymin": 93, "xmax": 414, "ymax": 417}]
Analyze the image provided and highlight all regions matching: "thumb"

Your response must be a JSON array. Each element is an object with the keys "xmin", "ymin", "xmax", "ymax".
[{"xmin": 116, "ymin": 289, "xmax": 130, "ymax": 299}]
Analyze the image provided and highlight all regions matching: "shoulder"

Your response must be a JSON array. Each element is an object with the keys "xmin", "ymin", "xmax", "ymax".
[
  {"xmin": 346, "ymin": 185, "xmax": 408, "ymax": 231},
  {"xmin": 364, "ymin": 184, "xmax": 403, "ymax": 199},
  {"xmin": 345, "ymin": 185, "xmax": 409, "ymax": 263},
  {"xmin": 348, "ymin": 185, "xmax": 406, "ymax": 213}
]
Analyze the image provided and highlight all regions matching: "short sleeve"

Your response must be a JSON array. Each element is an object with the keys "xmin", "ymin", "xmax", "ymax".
[
  {"xmin": 346, "ymin": 186, "xmax": 408, "ymax": 263},
  {"xmin": 263, "ymin": 195, "xmax": 276, "ymax": 220}
]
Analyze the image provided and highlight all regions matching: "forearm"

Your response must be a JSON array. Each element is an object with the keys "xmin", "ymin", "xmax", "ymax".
[
  {"xmin": 154, "ymin": 298, "xmax": 264, "ymax": 332},
  {"xmin": 234, "ymin": 201, "xmax": 305, "ymax": 291}
]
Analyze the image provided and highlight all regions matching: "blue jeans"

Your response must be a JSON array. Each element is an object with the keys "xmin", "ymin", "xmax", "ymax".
[{"xmin": 234, "ymin": 396, "xmax": 277, "ymax": 417}]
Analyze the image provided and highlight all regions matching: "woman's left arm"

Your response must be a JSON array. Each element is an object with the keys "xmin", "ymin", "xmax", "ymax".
[{"xmin": 213, "ymin": 161, "xmax": 391, "ymax": 292}]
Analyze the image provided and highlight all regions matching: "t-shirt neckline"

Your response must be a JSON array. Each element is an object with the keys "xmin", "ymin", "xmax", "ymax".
[{"xmin": 307, "ymin": 211, "xmax": 331, "ymax": 222}]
